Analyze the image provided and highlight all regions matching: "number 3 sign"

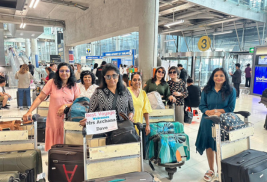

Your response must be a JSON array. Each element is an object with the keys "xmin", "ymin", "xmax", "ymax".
[{"xmin": 198, "ymin": 36, "xmax": 211, "ymax": 51}]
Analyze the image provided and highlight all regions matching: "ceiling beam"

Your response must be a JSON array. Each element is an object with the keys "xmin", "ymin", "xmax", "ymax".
[
  {"xmin": 181, "ymin": 22, "xmax": 264, "ymax": 37},
  {"xmin": 0, "ymin": 13, "xmax": 65, "ymax": 28},
  {"xmin": 161, "ymin": 17, "xmax": 241, "ymax": 34},
  {"xmin": 159, "ymin": 3, "xmax": 195, "ymax": 16}
]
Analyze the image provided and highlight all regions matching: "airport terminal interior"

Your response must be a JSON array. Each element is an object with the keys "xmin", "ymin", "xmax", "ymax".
[{"xmin": 0, "ymin": 0, "xmax": 267, "ymax": 182}]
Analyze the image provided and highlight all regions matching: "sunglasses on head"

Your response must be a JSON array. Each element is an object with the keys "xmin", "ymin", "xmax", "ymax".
[
  {"xmin": 169, "ymin": 71, "xmax": 177, "ymax": 74},
  {"xmin": 104, "ymin": 74, "xmax": 119, "ymax": 80}
]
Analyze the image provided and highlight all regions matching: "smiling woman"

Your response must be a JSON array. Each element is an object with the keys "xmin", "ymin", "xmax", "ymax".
[
  {"xmin": 78, "ymin": 70, "xmax": 98, "ymax": 99},
  {"xmin": 23, "ymin": 63, "xmax": 81, "ymax": 151}
]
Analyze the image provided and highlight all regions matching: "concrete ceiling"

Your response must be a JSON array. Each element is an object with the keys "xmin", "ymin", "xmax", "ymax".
[{"xmin": 159, "ymin": 0, "xmax": 266, "ymax": 36}]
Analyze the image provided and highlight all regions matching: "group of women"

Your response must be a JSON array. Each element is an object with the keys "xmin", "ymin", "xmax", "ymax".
[{"xmin": 22, "ymin": 62, "xmax": 236, "ymax": 182}]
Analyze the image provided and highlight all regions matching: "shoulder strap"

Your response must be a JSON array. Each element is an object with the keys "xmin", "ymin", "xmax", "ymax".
[{"xmin": 112, "ymin": 90, "xmax": 118, "ymax": 110}]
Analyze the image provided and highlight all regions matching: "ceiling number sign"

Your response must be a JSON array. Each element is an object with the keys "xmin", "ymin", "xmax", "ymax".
[{"xmin": 198, "ymin": 36, "xmax": 211, "ymax": 52}]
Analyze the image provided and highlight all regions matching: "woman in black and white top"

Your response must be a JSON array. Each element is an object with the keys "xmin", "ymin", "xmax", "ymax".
[
  {"xmin": 167, "ymin": 66, "xmax": 188, "ymax": 124},
  {"xmin": 80, "ymin": 63, "xmax": 134, "ymax": 125}
]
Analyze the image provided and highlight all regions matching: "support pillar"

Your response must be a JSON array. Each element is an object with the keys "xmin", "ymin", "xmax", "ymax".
[
  {"xmin": 138, "ymin": 0, "xmax": 159, "ymax": 84},
  {"xmin": 31, "ymin": 39, "xmax": 38, "ymax": 67},
  {"xmin": 116, "ymin": 37, "xmax": 120, "ymax": 51},
  {"xmin": 160, "ymin": 35, "xmax": 166, "ymax": 57},
  {"xmin": 64, "ymin": 46, "xmax": 72, "ymax": 63},
  {"xmin": 25, "ymin": 39, "xmax": 31, "ymax": 59}
]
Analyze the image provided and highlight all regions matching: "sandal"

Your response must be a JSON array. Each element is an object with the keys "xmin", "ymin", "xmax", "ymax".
[{"xmin": 203, "ymin": 170, "xmax": 215, "ymax": 182}]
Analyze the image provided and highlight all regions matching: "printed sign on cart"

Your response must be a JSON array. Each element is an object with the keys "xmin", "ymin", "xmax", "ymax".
[{"xmin": 85, "ymin": 110, "xmax": 118, "ymax": 135}]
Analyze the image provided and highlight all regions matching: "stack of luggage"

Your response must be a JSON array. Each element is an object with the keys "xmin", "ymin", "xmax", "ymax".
[
  {"xmin": 0, "ymin": 117, "xmax": 44, "ymax": 182},
  {"xmin": 146, "ymin": 122, "xmax": 190, "ymax": 165}
]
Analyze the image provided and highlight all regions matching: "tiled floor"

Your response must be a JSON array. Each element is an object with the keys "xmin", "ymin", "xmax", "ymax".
[{"xmin": 1, "ymin": 88, "xmax": 267, "ymax": 182}]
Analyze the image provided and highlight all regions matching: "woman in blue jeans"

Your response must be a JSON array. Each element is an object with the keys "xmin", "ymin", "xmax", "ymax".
[{"xmin": 15, "ymin": 64, "xmax": 33, "ymax": 109}]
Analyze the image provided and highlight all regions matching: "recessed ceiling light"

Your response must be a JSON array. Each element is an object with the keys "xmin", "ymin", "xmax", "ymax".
[
  {"xmin": 31, "ymin": 34, "xmax": 35, "ymax": 36},
  {"xmin": 20, "ymin": 33, "xmax": 23, "ymax": 36}
]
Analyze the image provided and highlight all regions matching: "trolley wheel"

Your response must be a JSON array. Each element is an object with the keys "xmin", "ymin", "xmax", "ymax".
[{"xmin": 165, "ymin": 167, "xmax": 177, "ymax": 180}]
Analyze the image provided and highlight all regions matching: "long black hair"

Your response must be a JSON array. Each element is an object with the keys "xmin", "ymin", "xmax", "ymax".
[
  {"xmin": 54, "ymin": 63, "xmax": 76, "ymax": 89},
  {"xmin": 93, "ymin": 63, "xmax": 98, "ymax": 69},
  {"xmin": 203, "ymin": 68, "xmax": 233, "ymax": 100},
  {"xmin": 152, "ymin": 67, "xmax": 166, "ymax": 85},
  {"xmin": 98, "ymin": 63, "xmax": 126, "ymax": 94},
  {"xmin": 80, "ymin": 70, "xmax": 96, "ymax": 85}
]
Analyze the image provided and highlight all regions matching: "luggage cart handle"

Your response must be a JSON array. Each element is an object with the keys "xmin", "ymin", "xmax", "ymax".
[
  {"xmin": 205, "ymin": 116, "xmax": 220, "ymax": 124},
  {"xmin": 234, "ymin": 111, "xmax": 251, "ymax": 118}
]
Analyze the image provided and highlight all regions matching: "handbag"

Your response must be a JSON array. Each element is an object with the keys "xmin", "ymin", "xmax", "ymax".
[{"xmin": 107, "ymin": 91, "xmax": 140, "ymax": 144}]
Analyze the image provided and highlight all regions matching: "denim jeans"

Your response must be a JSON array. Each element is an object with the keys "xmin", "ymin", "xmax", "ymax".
[{"xmin": 18, "ymin": 87, "xmax": 31, "ymax": 107}]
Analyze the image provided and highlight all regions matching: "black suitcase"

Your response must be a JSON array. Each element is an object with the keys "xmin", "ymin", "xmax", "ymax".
[
  {"xmin": 48, "ymin": 144, "xmax": 84, "ymax": 182},
  {"xmin": 37, "ymin": 117, "xmax": 46, "ymax": 143},
  {"xmin": 84, "ymin": 172, "xmax": 154, "ymax": 182},
  {"xmin": 16, "ymin": 91, "xmax": 28, "ymax": 108},
  {"xmin": 221, "ymin": 149, "xmax": 267, "ymax": 182}
]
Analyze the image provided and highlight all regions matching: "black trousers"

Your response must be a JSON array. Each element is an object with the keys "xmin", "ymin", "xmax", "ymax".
[
  {"xmin": 234, "ymin": 83, "xmax": 240, "ymax": 97},
  {"xmin": 30, "ymin": 71, "xmax": 34, "ymax": 76},
  {"xmin": 245, "ymin": 77, "xmax": 251, "ymax": 87}
]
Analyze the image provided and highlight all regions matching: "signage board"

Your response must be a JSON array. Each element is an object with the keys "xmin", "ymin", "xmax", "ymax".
[
  {"xmin": 86, "ymin": 49, "xmax": 91, "ymax": 54},
  {"xmin": 253, "ymin": 66, "xmax": 267, "ymax": 95},
  {"xmin": 50, "ymin": 55, "xmax": 61, "ymax": 63},
  {"xmin": 86, "ymin": 111, "xmax": 118, "ymax": 135},
  {"xmin": 58, "ymin": 43, "xmax": 64, "ymax": 62},
  {"xmin": 86, "ymin": 56, "xmax": 103, "ymax": 59},
  {"xmin": 198, "ymin": 36, "xmax": 211, "ymax": 52},
  {"xmin": 102, "ymin": 50, "xmax": 133, "ymax": 57},
  {"xmin": 249, "ymin": 47, "xmax": 255, "ymax": 53}
]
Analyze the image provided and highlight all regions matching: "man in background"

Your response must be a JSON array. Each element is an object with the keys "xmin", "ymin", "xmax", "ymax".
[
  {"xmin": 178, "ymin": 64, "xmax": 188, "ymax": 83},
  {"xmin": 230, "ymin": 63, "xmax": 242, "ymax": 98},
  {"xmin": 0, "ymin": 77, "xmax": 11, "ymax": 109},
  {"xmin": 49, "ymin": 63, "xmax": 57, "ymax": 80},
  {"xmin": 75, "ymin": 63, "xmax": 82, "ymax": 82},
  {"xmin": 96, "ymin": 61, "xmax": 106, "ymax": 85},
  {"xmin": 184, "ymin": 78, "xmax": 201, "ymax": 108},
  {"xmin": 28, "ymin": 62, "xmax": 35, "ymax": 76},
  {"xmin": 245, "ymin": 64, "xmax": 252, "ymax": 87}
]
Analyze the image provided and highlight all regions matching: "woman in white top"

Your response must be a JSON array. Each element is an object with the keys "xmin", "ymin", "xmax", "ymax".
[
  {"xmin": 15, "ymin": 64, "xmax": 33, "ymax": 109},
  {"xmin": 78, "ymin": 70, "xmax": 98, "ymax": 99}
]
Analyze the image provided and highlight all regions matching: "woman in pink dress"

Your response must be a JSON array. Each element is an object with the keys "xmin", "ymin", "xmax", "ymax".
[{"xmin": 23, "ymin": 63, "xmax": 80, "ymax": 151}]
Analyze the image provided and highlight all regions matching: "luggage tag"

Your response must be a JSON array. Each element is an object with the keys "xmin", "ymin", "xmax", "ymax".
[
  {"xmin": 176, "ymin": 150, "xmax": 182, "ymax": 162},
  {"xmin": 37, "ymin": 173, "xmax": 46, "ymax": 181}
]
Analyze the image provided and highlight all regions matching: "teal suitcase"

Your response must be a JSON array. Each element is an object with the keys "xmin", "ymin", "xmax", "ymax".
[
  {"xmin": 146, "ymin": 121, "xmax": 184, "ymax": 160},
  {"xmin": 158, "ymin": 133, "xmax": 190, "ymax": 163}
]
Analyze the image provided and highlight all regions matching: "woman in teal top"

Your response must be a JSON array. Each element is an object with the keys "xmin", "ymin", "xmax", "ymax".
[
  {"xmin": 143, "ymin": 67, "xmax": 175, "ymax": 102},
  {"xmin": 195, "ymin": 68, "xmax": 236, "ymax": 182}
]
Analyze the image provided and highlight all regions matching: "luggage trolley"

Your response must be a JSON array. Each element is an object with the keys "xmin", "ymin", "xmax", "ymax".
[
  {"xmin": 0, "ymin": 116, "xmax": 38, "ymax": 152},
  {"xmin": 206, "ymin": 111, "xmax": 253, "ymax": 182},
  {"xmin": 82, "ymin": 123, "xmax": 144, "ymax": 181},
  {"xmin": 144, "ymin": 108, "xmax": 186, "ymax": 180}
]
